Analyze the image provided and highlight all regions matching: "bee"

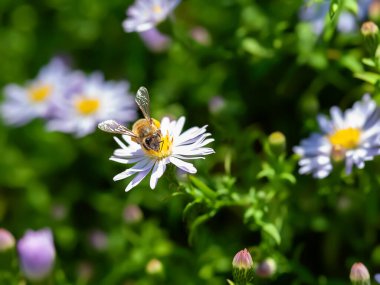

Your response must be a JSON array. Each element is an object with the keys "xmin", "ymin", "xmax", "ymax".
[{"xmin": 98, "ymin": 86, "xmax": 162, "ymax": 152}]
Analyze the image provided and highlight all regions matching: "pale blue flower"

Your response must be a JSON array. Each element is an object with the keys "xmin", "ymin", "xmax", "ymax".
[
  {"xmin": 294, "ymin": 95, "xmax": 380, "ymax": 178},
  {"xmin": 17, "ymin": 228, "xmax": 56, "ymax": 281},
  {"xmin": 299, "ymin": 0, "xmax": 373, "ymax": 35},
  {"xmin": 122, "ymin": 0, "xmax": 181, "ymax": 33},
  {"xmin": 0, "ymin": 58, "xmax": 71, "ymax": 126},
  {"xmin": 47, "ymin": 72, "xmax": 137, "ymax": 137}
]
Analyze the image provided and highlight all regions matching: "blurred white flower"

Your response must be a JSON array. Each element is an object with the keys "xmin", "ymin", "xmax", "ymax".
[
  {"xmin": 122, "ymin": 0, "xmax": 181, "ymax": 33},
  {"xmin": 0, "ymin": 58, "xmax": 71, "ymax": 126},
  {"xmin": 294, "ymin": 95, "xmax": 380, "ymax": 178},
  {"xmin": 47, "ymin": 72, "xmax": 136, "ymax": 137},
  {"xmin": 111, "ymin": 116, "xmax": 214, "ymax": 191}
]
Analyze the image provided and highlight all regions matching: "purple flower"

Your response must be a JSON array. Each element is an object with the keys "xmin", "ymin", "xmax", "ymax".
[
  {"xmin": 139, "ymin": 28, "xmax": 171, "ymax": 52},
  {"xmin": 122, "ymin": 0, "xmax": 181, "ymax": 33},
  {"xmin": 47, "ymin": 72, "xmax": 137, "ymax": 137},
  {"xmin": 17, "ymin": 228, "xmax": 56, "ymax": 281},
  {"xmin": 374, "ymin": 273, "xmax": 380, "ymax": 283}
]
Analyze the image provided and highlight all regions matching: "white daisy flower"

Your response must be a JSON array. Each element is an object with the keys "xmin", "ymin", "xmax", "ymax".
[
  {"xmin": 122, "ymin": 0, "xmax": 181, "ymax": 33},
  {"xmin": 0, "ymin": 57, "xmax": 70, "ymax": 126},
  {"xmin": 47, "ymin": 72, "xmax": 137, "ymax": 137},
  {"xmin": 293, "ymin": 95, "xmax": 380, "ymax": 179},
  {"xmin": 110, "ymin": 116, "xmax": 214, "ymax": 191}
]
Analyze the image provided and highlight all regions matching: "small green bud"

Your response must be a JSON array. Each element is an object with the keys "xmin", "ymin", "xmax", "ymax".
[
  {"xmin": 268, "ymin": 131, "xmax": 286, "ymax": 155},
  {"xmin": 232, "ymin": 249, "xmax": 254, "ymax": 284},
  {"xmin": 361, "ymin": 21, "xmax": 379, "ymax": 57},
  {"xmin": 350, "ymin": 262, "xmax": 370, "ymax": 285}
]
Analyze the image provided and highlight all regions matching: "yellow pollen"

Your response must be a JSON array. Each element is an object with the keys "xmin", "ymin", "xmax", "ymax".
[
  {"xmin": 152, "ymin": 4, "xmax": 163, "ymax": 14},
  {"xmin": 143, "ymin": 133, "xmax": 173, "ymax": 159},
  {"xmin": 29, "ymin": 85, "xmax": 52, "ymax": 102},
  {"xmin": 75, "ymin": 97, "xmax": 100, "ymax": 115},
  {"xmin": 328, "ymin": 128, "xmax": 361, "ymax": 149}
]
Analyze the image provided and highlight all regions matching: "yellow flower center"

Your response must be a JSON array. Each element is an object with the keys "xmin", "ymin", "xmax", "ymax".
[
  {"xmin": 75, "ymin": 97, "xmax": 100, "ymax": 115},
  {"xmin": 143, "ymin": 132, "xmax": 173, "ymax": 159},
  {"xmin": 328, "ymin": 128, "xmax": 361, "ymax": 149},
  {"xmin": 152, "ymin": 4, "xmax": 163, "ymax": 14},
  {"xmin": 29, "ymin": 85, "xmax": 52, "ymax": 102}
]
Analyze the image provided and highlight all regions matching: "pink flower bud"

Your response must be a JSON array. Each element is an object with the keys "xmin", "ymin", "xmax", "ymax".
[
  {"xmin": 350, "ymin": 262, "xmax": 370, "ymax": 284},
  {"xmin": 0, "ymin": 228, "xmax": 15, "ymax": 252}
]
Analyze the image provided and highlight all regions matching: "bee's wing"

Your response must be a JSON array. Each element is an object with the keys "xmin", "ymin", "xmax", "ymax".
[
  {"xmin": 135, "ymin": 86, "xmax": 151, "ymax": 122},
  {"xmin": 98, "ymin": 120, "xmax": 137, "ymax": 137}
]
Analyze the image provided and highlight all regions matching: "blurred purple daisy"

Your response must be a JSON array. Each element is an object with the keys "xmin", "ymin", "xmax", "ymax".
[
  {"xmin": 17, "ymin": 228, "xmax": 56, "ymax": 281},
  {"xmin": 122, "ymin": 0, "xmax": 181, "ymax": 33},
  {"xmin": 47, "ymin": 72, "xmax": 136, "ymax": 137},
  {"xmin": 110, "ymin": 116, "xmax": 214, "ymax": 191},
  {"xmin": 139, "ymin": 27, "xmax": 171, "ymax": 52},
  {"xmin": 0, "ymin": 58, "xmax": 70, "ymax": 126},
  {"xmin": 293, "ymin": 95, "xmax": 380, "ymax": 178}
]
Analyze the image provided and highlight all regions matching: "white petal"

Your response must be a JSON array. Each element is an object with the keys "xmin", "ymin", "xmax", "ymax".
[
  {"xmin": 169, "ymin": 157, "xmax": 197, "ymax": 174},
  {"xmin": 125, "ymin": 168, "xmax": 151, "ymax": 192},
  {"xmin": 149, "ymin": 160, "xmax": 167, "ymax": 189},
  {"xmin": 113, "ymin": 158, "xmax": 153, "ymax": 181},
  {"xmin": 172, "ymin": 116, "xmax": 185, "ymax": 138}
]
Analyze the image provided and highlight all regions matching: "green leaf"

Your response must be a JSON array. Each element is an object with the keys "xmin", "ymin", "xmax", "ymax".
[
  {"xmin": 188, "ymin": 210, "xmax": 217, "ymax": 244},
  {"xmin": 241, "ymin": 38, "xmax": 274, "ymax": 58},
  {"xmin": 329, "ymin": 0, "xmax": 340, "ymax": 19},
  {"xmin": 354, "ymin": 71, "xmax": 380, "ymax": 84},
  {"xmin": 362, "ymin": 58, "xmax": 376, "ymax": 67},
  {"xmin": 280, "ymin": 172, "xmax": 296, "ymax": 184},
  {"xmin": 189, "ymin": 176, "xmax": 217, "ymax": 200},
  {"xmin": 262, "ymin": 223, "xmax": 281, "ymax": 245}
]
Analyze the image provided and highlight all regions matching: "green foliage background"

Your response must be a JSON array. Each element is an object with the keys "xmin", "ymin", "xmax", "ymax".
[{"xmin": 1, "ymin": 0, "xmax": 380, "ymax": 284}]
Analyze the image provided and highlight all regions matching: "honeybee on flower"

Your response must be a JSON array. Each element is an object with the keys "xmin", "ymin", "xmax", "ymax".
[{"xmin": 98, "ymin": 87, "xmax": 214, "ymax": 191}]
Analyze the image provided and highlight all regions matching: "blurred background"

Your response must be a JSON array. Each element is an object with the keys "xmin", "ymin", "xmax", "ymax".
[{"xmin": 1, "ymin": 0, "xmax": 380, "ymax": 284}]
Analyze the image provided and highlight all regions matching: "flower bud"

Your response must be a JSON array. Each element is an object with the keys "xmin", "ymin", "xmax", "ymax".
[
  {"xmin": 361, "ymin": 21, "xmax": 379, "ymax": 57},
  {"xmin": 17, "ymin": 228, "xmax": 56, "ymax": 281},
  {"xmin": 123, "ymin": 205, "xmax": 143, "ymax": 224},
  {"xmin": 350, "ymin": 262, "xmax": 370, "ymax": 285},
  {"xmin": 255, "ymin": 258, "xmax": 276, "ymax": 278},
  {"xmin": 190, "ymin": 26, "xmax": 211, "ymax": 46},
  {"xmin": 89, "ymin": 230, "xmax": 108, "ymax": 251},
  {"xmin": 146, "ymin": 258, "xmax": 164, "ymax": 275},
  {"xmin": 268, "ymin": 131, "xmax": 286, "ymax": 156},
  {"xmin": 232, "ymin": 249, "xmax": 254, "ymax": 284},
  {"xmin": 208, "ymin": 96, "xmax": 225, "ymax": 114},
  {"xmin": 0, "ymin": 228, "xmax": 15, "ymax": 252}
]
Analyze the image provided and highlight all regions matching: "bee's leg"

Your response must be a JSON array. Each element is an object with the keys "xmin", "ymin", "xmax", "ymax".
[{"xmin": 159, "ymin": 140, "xmax": 164, "ymax": 151}]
